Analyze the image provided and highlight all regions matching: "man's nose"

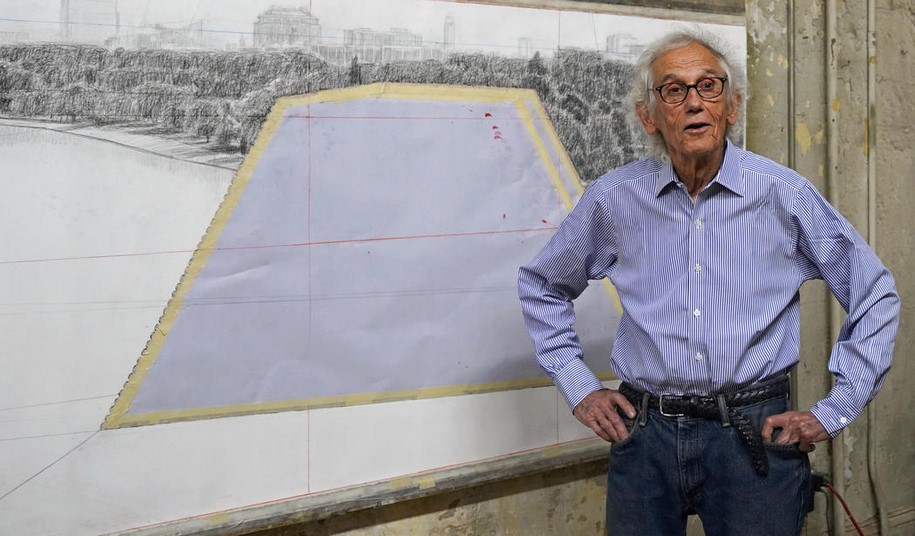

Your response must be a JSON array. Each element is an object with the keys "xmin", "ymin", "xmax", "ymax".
[{"xmin": 683, "ymin": 86, "xmax": 705, "ymax": 107}]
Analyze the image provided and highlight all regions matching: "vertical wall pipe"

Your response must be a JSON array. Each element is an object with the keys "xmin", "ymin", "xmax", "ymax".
[
  {"xmin": 864, "ymin": 0, "xmax": 888, "ymax": 532},
  {"xmin": 824, "ymin": 0, "xmax": 845, "ymax": 533},
  {"xmin": 787, "ymin": 0, "xmax": 800, "ymax": 424},
  {"xmin": 787, "ymin": 1, "xmax": 796, "ymax": 172}
]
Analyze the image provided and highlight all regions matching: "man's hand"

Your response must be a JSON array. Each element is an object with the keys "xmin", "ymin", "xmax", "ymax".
[
  {"xmin": 573, "ymin": 389, "xmax": 637, "ymax": 443},
  {"xmin": 761, "ymin": 411, "xmax": 831, "ymax": 452}
]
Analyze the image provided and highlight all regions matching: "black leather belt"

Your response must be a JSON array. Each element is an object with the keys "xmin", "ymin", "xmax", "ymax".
[{"xmin": 618, "ymin": 376, "xmax": 790, "ymax": 476}]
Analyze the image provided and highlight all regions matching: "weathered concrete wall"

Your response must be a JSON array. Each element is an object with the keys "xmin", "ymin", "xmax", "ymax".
[
  {"xmin": 747, "ymin": 0, "xmax": 915, "ymax": 534},
  {"xmin": 242, "ymin": 456, "xmax": 707, "ymax": 535},
  {"xmin": 247, "ymin": 459, "xmax": 611, "ymax": 536}
]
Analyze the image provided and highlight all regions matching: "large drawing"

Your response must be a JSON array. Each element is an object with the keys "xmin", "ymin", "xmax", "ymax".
[
  {"xmin": 0, "ymin": 0, "xmax": 679, "ymax": 183},
  {"xmin": 104, "ymin": 82, "xmax": 620, "ymax": 427},
  {"xmin": 0, "ymin": 2, "xmax": 745, "ymax": 534}
]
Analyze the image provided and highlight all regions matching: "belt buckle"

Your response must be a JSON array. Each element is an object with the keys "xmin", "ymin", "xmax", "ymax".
[{"xmin": 658, "ymin": 394, "xmax": 685, "ymax": 417}]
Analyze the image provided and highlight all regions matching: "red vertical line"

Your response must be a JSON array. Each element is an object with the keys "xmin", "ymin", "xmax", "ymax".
[
  {"xmin": 308, "ymin": 107, "xmax": 314, "ymax": 345},
  {"xmin": 306, "ymin": 402, "xmax": 312, "ymax": 493},
  {"xmin": 305, "ymin": 97, "xmax": 313, "ymax": 494}
]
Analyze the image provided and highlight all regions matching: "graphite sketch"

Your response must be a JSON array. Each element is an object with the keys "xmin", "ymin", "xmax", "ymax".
[
  {"xmin": 103, "ymin": 83, "xmax": 623, "ymax": 428},
  {"xmin": 0, "ymin": 5, "xmax": 747, "ymax": 533},
  {"xmin": 0, "ymin": 2, "xmax": 746, "ymax": 421},
  {"xmin": 0, "ymin": 1, "xmax": 733, "ymax": 183}
]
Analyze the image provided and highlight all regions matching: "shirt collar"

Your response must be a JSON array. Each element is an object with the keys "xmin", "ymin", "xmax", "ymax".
[{"xmin": 653, "ymin": 140, "xmax": 745, "ymax": 197}]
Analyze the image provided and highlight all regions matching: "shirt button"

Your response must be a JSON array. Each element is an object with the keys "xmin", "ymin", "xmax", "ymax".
[
  {"xmin": 693, "ymin": 309, "xmax": 701, "ymax": 317},
  {"xmin": 694, "ymin": 219, "xmax": 702, "ymax": 228},
  {"xmin": 694, "ymin": 263, "xmax": 702, "ymax": 272},
  {"xmin": 839, "ymin": 417, "xmax": 848, "ymax": 424},
  {"xmin": 695, "ymin": 353, "xmax": 703, "ymax": 361}
]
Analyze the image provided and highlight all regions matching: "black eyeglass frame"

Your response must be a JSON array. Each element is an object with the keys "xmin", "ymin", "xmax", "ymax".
[{"xmin": 653, "ymin": 76, "xmax": 729, "ymax": 104}]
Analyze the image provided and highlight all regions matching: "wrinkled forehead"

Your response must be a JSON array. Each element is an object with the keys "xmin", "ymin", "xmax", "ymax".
[{"xmin": 651, "ymin": 43, "xmax": 726, "ymax": 83}]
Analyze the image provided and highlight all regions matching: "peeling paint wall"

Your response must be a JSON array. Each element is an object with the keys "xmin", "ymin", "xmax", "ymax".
[{"xmin": 747, "ymin": 0, "xmax": 915, "ymax": 534}]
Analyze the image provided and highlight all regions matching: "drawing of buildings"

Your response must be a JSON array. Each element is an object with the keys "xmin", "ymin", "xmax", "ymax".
[
  {"xmin": 344, "ymin": 27, "xmax": 435, "ymax": 62},
  {"xmin": 443, "ymin": 15, "xmax": 455, "ymax": 52},
  {"xmin": 518, "ymin": 37, "xmax": 533, "ymax": 58},
  {"xmin": 59, "ymin": 0, "xmax": 117, "ymax": 45},
  {"xmin": 253, "ymin": 5, "xmax": 322, "ymax": 49},
  {"xmin": 604, "ymin": 33, "xmax": 644, "ymax": 63},
  {"xmin": 105, "ymin": 20, "xmax": 205, "ymax": 49},
  {"xmin": 0, "ymin": 31, "xmax": 28, "ymax": 44},
  {"xmin": 251, "ymin": 5, "xmax": 451, "ymax": 65}
]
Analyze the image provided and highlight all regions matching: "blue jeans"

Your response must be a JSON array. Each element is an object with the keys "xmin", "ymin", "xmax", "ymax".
[{"xmin": 606, "ymin": 395, "xmax": 811, "ymax": 535}]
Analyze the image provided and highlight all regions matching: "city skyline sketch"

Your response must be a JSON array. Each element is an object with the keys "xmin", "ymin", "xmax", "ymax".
[{"xmin": 0, "ymin": 0, "xmax": 744, "ymax": 61}]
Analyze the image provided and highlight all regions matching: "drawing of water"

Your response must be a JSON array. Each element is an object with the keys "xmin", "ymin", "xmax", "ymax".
[{"xmin": 0, "ymin": 123, "xmax": 232, "ymax": 423}]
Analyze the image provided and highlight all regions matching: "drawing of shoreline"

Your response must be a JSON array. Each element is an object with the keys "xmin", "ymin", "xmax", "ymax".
[{"xmin": 0, "ymin": 44, "xmax": 643, "ymax": 183}]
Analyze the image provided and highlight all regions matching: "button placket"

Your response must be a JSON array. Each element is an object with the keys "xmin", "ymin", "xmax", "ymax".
[{"xmin": 687, "ymin": 203, "xmax": 710, "ymax": 388}]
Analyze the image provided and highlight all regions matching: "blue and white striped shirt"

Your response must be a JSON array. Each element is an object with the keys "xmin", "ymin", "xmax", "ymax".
[{"xmin": 518, "ymin": 142, "xmax": 899, "ymax": 436}]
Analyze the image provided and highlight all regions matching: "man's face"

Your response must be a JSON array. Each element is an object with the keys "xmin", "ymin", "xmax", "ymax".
[{"xmin": 637, "ymin": 42, "xmax": 741, "ymax": 164}]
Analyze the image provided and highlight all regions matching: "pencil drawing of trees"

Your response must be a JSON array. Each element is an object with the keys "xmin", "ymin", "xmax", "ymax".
[{"xmin": 0, "ymin": 39, "xmax": 646, "ymax": 182}]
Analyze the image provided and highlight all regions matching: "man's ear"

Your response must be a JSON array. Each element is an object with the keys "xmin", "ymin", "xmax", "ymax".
[
  {"xmin": 727, "ymin": 92, "xmax": 742, "ymax": 126},
  {"xmin": 636, "ymin": 102, "xmax": 657, "ymax": 135}
]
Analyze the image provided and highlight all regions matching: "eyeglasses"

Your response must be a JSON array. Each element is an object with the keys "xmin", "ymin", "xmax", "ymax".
[{"xmin": 653, "ymin": 77, "xmax": 728, "ymax": 104}]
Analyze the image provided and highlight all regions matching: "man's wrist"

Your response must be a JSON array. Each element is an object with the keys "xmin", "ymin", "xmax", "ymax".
[
  {"xmin": 553, "ymin": 359, "xmax": 604, "ymax": 411},
  {"xmin": 809, "ymin": 403, "xmax": 852, "ymax": 437}
]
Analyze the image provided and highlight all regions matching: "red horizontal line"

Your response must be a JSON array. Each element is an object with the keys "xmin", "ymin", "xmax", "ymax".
[
  {"xmin": 283, "ymin": 114, "xmax": 522, "ymax": 121},
  {"xmin": 0, "ymin": 227, "xmax": 556, "ymax": 265}
]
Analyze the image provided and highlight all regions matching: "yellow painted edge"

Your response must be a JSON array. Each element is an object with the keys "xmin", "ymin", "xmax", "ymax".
[
  {"xmin": 523, "ymin": 92, "xmax": 623, "ymax": 314},
  {"xmin": 105, "ymin": 83, "xmax": 620, "ymax": 429},
  {"xmin": 601, "ymin": 278, "xmax": 623, "ymax": 315},
  {"xmin": 514, "ymin": 95, "xmax": 575, "ymax": 211},
  {"xmin": 108, "ymin": 377, "xmax": 554, "ymax": 428},
  {"xmin": 103, "ymin": 97, "xmax": 293, "ymax": 429},
  {"xmin": 525, "ymin": 92, "xmax": 586, "ymax": 197},
  {"xmin": 205, "ymin": 512, "xmax": 231, "ymax": 527},
  {"xmin": 109, "ymin": 370, "xmax": 617, "ymax": 428}
]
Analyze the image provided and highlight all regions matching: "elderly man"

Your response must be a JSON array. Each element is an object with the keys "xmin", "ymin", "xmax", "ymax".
[{"xmin": 518, "ymin": 29, "xmax": 899, "ymax": 535}]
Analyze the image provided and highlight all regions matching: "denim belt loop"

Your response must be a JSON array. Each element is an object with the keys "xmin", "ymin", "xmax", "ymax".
[
  {"xmin": 639, "ymin": 392, "xmax": 650, "ymax": 427},
  {"xmin": 716, "ymin": 394, "xmax": 731, "ymax": 427}
]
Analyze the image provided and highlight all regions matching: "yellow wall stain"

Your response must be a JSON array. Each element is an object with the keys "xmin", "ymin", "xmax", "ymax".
[
  {"xmin": 389, "ymin": 476, "xmax": 414, "ymax": 490},
  {"xmin": 863, "ymin": 116, "xmax": 870, "ymax": 157},
  {"xmin": 795, "ymin": 122, "xmax": 813, "ymax": 155},
  {"xmin": 415, "ymin": 476, "xmax": 436, "ymax": 490},
  {"xmin": 207, "ymin": 512, "xmax": 231, "ymax": 526}
]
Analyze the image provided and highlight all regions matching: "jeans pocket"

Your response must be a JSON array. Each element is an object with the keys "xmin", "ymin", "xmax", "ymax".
[
  {"xmin": 762, "ymin": 441, "xmax": 812, "ymax": 524},
  {"xmin": 762, "ymin": 426, "xmax": 809, "ymax": 458},
  {"xmin": 610, "ymin": 409, "xmax": 640, "ymax": 449}
]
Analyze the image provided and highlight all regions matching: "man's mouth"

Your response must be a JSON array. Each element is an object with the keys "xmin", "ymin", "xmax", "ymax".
[{"xmin": 685, "ymin": 123, "xmax": 710, "ymax": 131}]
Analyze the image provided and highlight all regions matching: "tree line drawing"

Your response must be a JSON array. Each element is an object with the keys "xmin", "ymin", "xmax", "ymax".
[{"xmin": 0, "ymin": 43, "xmax": 644, "ymax": 182}]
